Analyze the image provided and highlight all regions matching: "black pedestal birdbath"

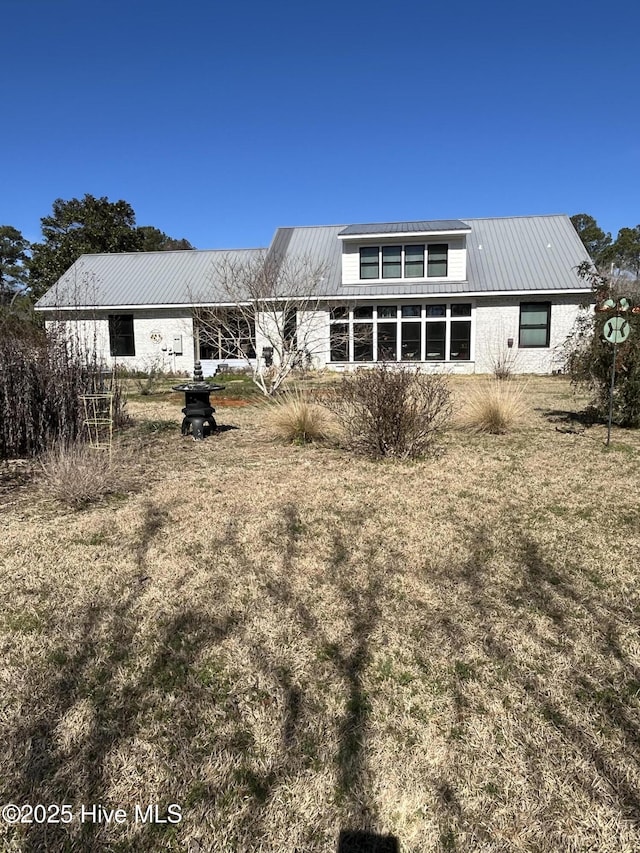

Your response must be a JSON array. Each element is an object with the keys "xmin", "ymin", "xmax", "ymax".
[{"xmin": 172, "ymin": 361, "xmax": 225, "ymax": 440}]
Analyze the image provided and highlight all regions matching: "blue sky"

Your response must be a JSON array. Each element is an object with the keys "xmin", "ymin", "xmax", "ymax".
[{"xmin": 2, "ymin": 0, "xmax": 638, "ymax": 250}]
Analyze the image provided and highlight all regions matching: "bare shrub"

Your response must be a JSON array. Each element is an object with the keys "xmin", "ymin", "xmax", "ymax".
[
  {"xmin": 327, "ymin": 366, "xmax": 452, "ymax": 459},
  {"xmin": 40, "ymin": 441, "xmax": 132, "ymax": 507},
  {"xmin": 265, "ymin": 389, "xmax": 336, "ymax": 444},
  {"xmin": 489, "ymin": 345, "xmax": 518, "ymax": 380},
  {"xmin": 0, "ymin": 317, "xmax": 127, "ymax": 459},
  {"xmin": 459, "ymin": 380, "xmax": 528, "ymax": 433},
  {"xmin": 132, "ymin": 358, "xmax": 166, "ymax": 396}
]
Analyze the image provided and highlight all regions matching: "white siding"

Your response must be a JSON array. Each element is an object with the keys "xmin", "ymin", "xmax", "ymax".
[
  {"xmin": 474, "ymin": 295, "xmax": 584, "ymax": 374},
  {"xmin": 341, "ymin": 237, "xmax": 467, "ymax": 285},
  {"xmin": 342, "ymin": 243, "xmax": 360, "ymax": 283},
  {"xmin": 309, "ymin": 295, "xmax": 584, "ymax": 375},
  {"xmin": 45, "ymin": 296, "xmax": 586, "ymax": 379},
  {"xmin": 298, "ymin": 308, "xmax": 328, "ymax": 369},
  {"xmin": 45, "ymin": 309, "xmax": 196, "ymax": 375},
  {"xmin": 447, "ymin": 238, "xmax": 466, "ymax": 281}
]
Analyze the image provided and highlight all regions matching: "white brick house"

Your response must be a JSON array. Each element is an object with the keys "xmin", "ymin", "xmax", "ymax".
[{"xmin": 35, "ymin": 215, "xmax": 593, "ymax": 376}]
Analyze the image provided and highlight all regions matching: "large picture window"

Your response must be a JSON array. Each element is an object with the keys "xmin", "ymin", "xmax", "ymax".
[
  {"xmin": 108, "ymin": 314, "xmax": 135, "ymax": 357},
  {"xmin": 519, "ymin": 302, "xmax": 550, "ymax": 348},
  {"xmin": 329, "ymin": 303, "xmax": 472, "ymax": 362}
]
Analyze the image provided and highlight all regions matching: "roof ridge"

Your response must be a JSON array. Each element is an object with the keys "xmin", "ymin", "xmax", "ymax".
[
  {"xmin": 74, "ymin": 247, "xmax": 268, "ymax": 259},
  {"xmin": 461, "ymin": 213, "xmax": 568, "ymax": 222}
]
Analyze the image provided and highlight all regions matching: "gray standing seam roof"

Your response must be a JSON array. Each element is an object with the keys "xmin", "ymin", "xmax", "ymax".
[
  {"xmin": 35, "ymin": 215, "xmax": 592, "ymax": 310},
  {"xmin": 35, "ymin": 248, "xmax": 266, "ymax": 309},
  {"xmin": 339, "ymin": 220, "xmax": 471, "ymax": 236}
]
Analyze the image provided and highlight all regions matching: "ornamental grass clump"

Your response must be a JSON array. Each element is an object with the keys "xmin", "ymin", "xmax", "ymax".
[
  {"xmin": 460, "ymin": 379, "xmax": 528, "ymax": 434},
  {"xmin": 265, "ymin": 389, "xmax": 335, "ymax": 444},
  {"xmin": 327, "ymin": 365, "xmax": 452, "ymax": 459}
]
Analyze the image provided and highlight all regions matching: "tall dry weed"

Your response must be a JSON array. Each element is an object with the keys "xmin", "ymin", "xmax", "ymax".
[{"xmin": 40, "ymin": 441, "xmax": 133, "ymax": 507}]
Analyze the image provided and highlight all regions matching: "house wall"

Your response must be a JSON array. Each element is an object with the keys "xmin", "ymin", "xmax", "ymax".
[
  {"xmin": 44, "ymin": 294, "xmax": 586, "ymax": 379},
  {"xmin": 298, "ymin": 308, "xmax": 328, "ymax": 368},
  {"xmin": 474, "ymin": 294, "xmax": 585, "ymax": 374},
  {"xmin": 312, "ymin": 294, "xmax": 585, "ymax": 374},
  {"xmin": 45, "ymin": 309, "xmax": 196, "ymax": 374},
  {"xmin": 342, "ymin": 237, "xmax": 467, "ymax": 284}
]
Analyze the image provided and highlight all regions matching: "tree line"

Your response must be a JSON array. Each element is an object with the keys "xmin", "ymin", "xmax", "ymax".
[
  {"xmin": 0, "ymin": 194, "xmax": 194, "ymax": 304},
  {"xmin": 570, "ymin": 213, "xmax": 640, "ymax": 276}
]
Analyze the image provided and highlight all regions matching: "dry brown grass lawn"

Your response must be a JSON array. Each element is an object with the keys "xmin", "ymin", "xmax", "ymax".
[{"xmin": 1, "ymin": 376, "xmax": 639, "ymax": 852}]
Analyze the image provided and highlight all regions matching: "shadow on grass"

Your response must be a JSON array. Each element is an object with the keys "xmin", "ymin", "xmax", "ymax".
[
  {"xmin": 337, "ymin": 828, "xmax": 399, "ymax": 852},
  {"xmin": 430, "ymin": 520, "xmax": 640, "ymax": 844},
  {"xmin": 2, "ymin": 502, "xmax": 242, "ymax": 852},
  {"xmin": 541, "ymin": 407, "xmax": 599, "ymax": 426},
  {"xmin": 218, "ymin": 501, "xmax": 401, "ymax": 849}
]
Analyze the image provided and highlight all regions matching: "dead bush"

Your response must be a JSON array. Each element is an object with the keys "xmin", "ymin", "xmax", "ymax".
[
  {"xmin": 327, "ymin": 366, "xmax": 452, "ymax": 458},
  {"xmin": 0, "ymin": 317, "xmax": 127, "ymax": 459},
  {"xmin": 40, "ymin": 441, "xmax": 133, "ymax": 507}
]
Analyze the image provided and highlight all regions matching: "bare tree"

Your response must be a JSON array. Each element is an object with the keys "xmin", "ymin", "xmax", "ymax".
[{"xmin": 193, "ymin": 250, "xmax": 329, "ymax": 396}]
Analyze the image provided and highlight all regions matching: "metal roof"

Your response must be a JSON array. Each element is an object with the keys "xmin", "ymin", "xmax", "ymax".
[
  {"xmin": 35, "ymin": 248, "xmax": 266, "ymax": 309},
  {"xmin": 35, "ymin": 214, "xmax": 592, "ymax": 310},
  {"xmin": 463, "ymin": 215, "xmax": 591, "ymax": 293},
  {"xmin": 339, "ymin": 219, "xmax": 470, "ymax": 236}
]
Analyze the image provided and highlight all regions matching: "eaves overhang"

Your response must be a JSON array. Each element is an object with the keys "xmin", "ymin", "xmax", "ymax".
[{"xmin": 338, "ymin": 228, "xmax": 472, "ymax": 242}]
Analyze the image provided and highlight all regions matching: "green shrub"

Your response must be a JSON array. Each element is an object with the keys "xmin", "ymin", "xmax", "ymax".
[
  {"xmin": 565, "ymin": 310, "xmax": 640, "ymax": 427},
  {"xmin": 327, "ymin": 366, "xmax": 452, "ymax": 459}
]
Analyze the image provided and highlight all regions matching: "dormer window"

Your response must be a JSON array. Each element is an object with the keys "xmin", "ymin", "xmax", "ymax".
[
  {"xmin": 359, "ymin": 246, "xmax": 379, "ymax": 279},
  {"xmin": 358, "ymin": 243, "xmax": 449, "ymax": 280},
  {"xmin": 382, "ymin": 246, "xmax": 401, "ymax": 278},
  {"xmin": 405, "ymin": 245, "xmax": 425, "ymax": 278},
  {"xmin": 427, "ymin": 244, "xmax": 448, "ymax": 277}
]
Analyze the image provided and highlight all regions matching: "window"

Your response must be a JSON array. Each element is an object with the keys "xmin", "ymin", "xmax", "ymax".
[
  {"xmin": 377, "ymin": 304, "xmax": 397, "ymax": 319},
  {"xmin": 358, "ymin": 243, "xmax": 449, "ymax": 280},
  {"xmin": 427, "ymin": 244, "xmax": 448, "ymax": 277},
  {"xmin": 353, "ymin": 325, "xmax": 373, "ymax": 361},
  {"xmin": 360, "ymin": 246, "xmax": 379, "ymax": 279},
  {"xmin": 450, "ymin": 321, "xmax": 471, "ymax": 360},
  {"xmin": 108, "ymin": 314, "xmax": 135, "ymax": 357},
  {"xmin": 329, "ymin": 303, "xmax": 472, "ymax": 362},
  {"xmin": 426, "ymin": 304, "xmax": 446, "ymax": 317},
  {"xmin": 283, "ymin": 308, "xmax": 297, "ymax": 350},
  {"xmin": 198, "ymin": 311, "xmax": 256, "ymax": 360},
  {"xmin": 425, "ymin": 322, "xmax": 446, "ymax": 360},
  {"xmin": 330, "ymin": 307, "xmax": 349, "ymax": 361},
  {"xmin": 405, "ymin": 245, "xmax": 424, "ymax": 278},
  {"xmin": 330, "ymin": 324, "xmax": 349, "ymax": 361},
  {"xmin": 519, "ymin": 302, "xmax": 550, "ymax": 347},
  {"xmin": 401, "ymin": 304, "xmax": 421, "ymax": 318},
  {"xmin": 377, "ymin": 323, "xmax": 397, "ymax": 360},
  {"xmin": 382, "ymin": 246, "xmax": 401, "ymax": 278},
  {"xmin": 401, "ymin": 322, "xmax": 421, "ymax": 360}
]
